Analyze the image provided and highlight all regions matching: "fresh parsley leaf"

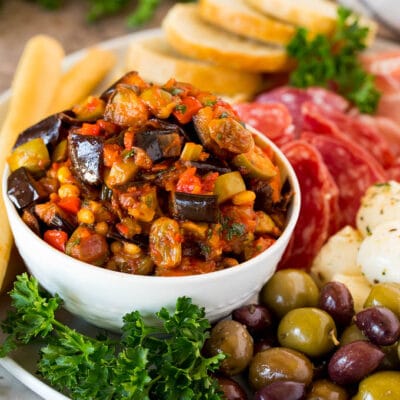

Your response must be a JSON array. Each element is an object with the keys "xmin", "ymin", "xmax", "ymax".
[
  {"xmin": 0, "ymin": 274, "xmax": 224, "ymax": 399},
  {"xmin": 287, "ymin": 6, "xmax": 380, "ymax": 113}
]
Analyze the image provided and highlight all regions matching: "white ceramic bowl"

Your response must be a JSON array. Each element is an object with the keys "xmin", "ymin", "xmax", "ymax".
[{"xmin": 3, "ymin": 129, "xmax": 300, "ymax": 331}]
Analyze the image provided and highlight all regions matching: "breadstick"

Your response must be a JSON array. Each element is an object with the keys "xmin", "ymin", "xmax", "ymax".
[
  {"xmin": 49, "ymin": 48, "xmax": 117, "ymax": 113},
  {"xmin": 0, "ymin": 35, "xmax": 64, "ymax": 292}
]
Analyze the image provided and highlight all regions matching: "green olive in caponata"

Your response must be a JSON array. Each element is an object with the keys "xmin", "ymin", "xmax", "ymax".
[
  {"xmin": 277, "ymin": 307, "xmax": 337, "ymax": 357},
  {"xmin": 259, "ymin": 269, "xmax": 319, "ymax": 318},
  {"xmin": 203, "ymin": 319, "xmax": 253, "ymax": 376},
  {"xmin": 248, "ymin": 347, "xmax": 314, "ymax": 390},
  {"xmin": 352, "ymin": 371, "xmax": 400, "ymax": 400}
]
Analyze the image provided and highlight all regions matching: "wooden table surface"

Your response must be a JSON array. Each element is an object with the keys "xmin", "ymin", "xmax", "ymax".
[{"xmin": 0, "ymin": 0, "xmax": 174, "ymax": 93}]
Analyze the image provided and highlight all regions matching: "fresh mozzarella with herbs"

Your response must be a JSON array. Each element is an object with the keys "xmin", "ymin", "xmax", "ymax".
[
  {"xmin": 357, "ymin": 219, "xmax": 400, "ymax": 284},
  {"xmin": 310, "ymin": 226, "xmax": 363, "ymax": 286},
  {"xmin": 330, "ymin": 273, "xmax": 372, "ymax": 312},
  {"xmin": 356, "ymin": 181, "xmax": 400, "ymax": 237}
]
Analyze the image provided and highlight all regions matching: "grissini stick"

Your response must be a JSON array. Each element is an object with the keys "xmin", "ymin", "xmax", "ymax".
[
  {"xmin": 49, "ymin": 47, "xmax": 117, "ymax": 113},
  {"xmin": 0, "ymin": 34, "xmax": 64, "ymax": 293}
]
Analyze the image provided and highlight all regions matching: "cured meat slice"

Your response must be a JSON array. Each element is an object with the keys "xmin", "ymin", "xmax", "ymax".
[
  {"xmin": 357, "ymin": 114, "xmax": 400, "ymax": 158},
  {"xmin": 301, "ymin": 132, "xmax": 387, "ymax": 229},
  {"xmin": 302, "ymin": 101, "xmax": 395, "ymax": 168},
  {"xmin": 233, "ymin": 102, "xmax": 294, "ymax": 148},
  {"xmin": 361, "ymin": 52, "xmax": 400, "ymax": 126},
  {"xmin": 278, "ymin": 140, "xmax": 339, "ymax": 270},
  {"xmin": 255, "ymin": 86, "xmax": 349, "ymax": 135}
]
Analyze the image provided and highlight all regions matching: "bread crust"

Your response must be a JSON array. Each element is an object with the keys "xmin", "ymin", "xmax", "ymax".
[
  {"xmin": 162, "ymin": 4, "xmax": 291, "ymax": 73},
  {"xmin": 198, "ymin": 0, "xmax": 295, "ymax": 45},
  {"xmin": 126, "ymin": 34, "xmax": 263, "ymax": 97}
]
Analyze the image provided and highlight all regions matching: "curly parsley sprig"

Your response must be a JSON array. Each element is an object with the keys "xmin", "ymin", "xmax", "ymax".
[
  {"xmin": 1, "ymin": 273, "xmax": 224, "ymax": 399},
  {"xmin": 287, "ymin": 6, "xmax": 380, "ymax": 114}
]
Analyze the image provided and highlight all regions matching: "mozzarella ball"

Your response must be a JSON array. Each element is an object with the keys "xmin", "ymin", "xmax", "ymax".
[
  {"xmin": 357, "ymin": 219, "xmax": 400, "ymax": 284},
  {"xmin": 310, "ymin": 226, "xmax": 363, "ymax": 286},
  {"xmin": 356, "ymin": 181, "xmax": 400, "ymax": 237}
]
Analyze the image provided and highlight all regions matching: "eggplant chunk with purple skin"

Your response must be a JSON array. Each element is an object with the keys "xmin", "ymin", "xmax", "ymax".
[
  {"xmin": 7, "ymin": 167, "xmax": 47, "ymax": 210},
  {"xmin": 68, "ymin": 133, "xmax": 104, "ymax": 186},
  {"xmin": 170, "ymin": 191, "xmax": 219, "ymax": 223}
]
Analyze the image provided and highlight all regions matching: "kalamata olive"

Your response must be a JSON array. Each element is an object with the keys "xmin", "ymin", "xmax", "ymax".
[
  {"xmin": 364, "ymin": 282, "xmax": 400, "ymax": 318},
  {"xmin": 354, "ymin": 306, "xmax": 400, "ymax": 346},
  {"xmin": 318, "ymin": 281, "xmax": 354, "ymax": 326},
  {"xmin": 339, "ymin": 324, "xmax": 367, "ymax": 347},
  {"xmin": 248, "ymin": 347, "xmax": 313, "ymax": 390},
  {"xmin": 352, "ymin": 371, "xmax": 400, "ymax": 400},
  {"xmin": 278, "ymin": 307, "xmax": 337, "ymax": 357},
  {"xmin": 253, "ymin": 334, "xmax": 277, "ymax": 355},
  {"xmin": 232, "ymin": 304, "xmax": 273, "ymax": 337},
  {"xmin": 306, "ymin": 379, "xmax": 348, "ymax": 400},
  {"xmin": 328, "ymin": 340, "xmax": 385, "ymax": 385},
  {"xmin": 259, "ymin": 269, "xmax": 319, "ymax": 318},
  {"xmin": 214, "ymin": 375, "xmax": 248, "ymax": 400},
  {"xmin": 254, "ymin": 381, "xmax": 306, "ymax": 400},
  {"xmin": 204, "ymin": 320, "xmax": 253, "ymax": 376}
]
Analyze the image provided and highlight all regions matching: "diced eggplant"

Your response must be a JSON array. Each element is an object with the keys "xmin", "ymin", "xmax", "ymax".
[
  {"xmin": 68, "ymin": 133, "xmax": 104, "ymax": 186},
  {"xmin": 7, "ymin": 167, "xmax": 47, "ymax": 210},
  {"xmin": 34, "ymin": 202, "xmax": 76, "ymax": 234},
  {"xmin": 252, "ymin": 180, "xmax": 274, "ymax": 213},
  {"xmin": 189, "ymin": 158, "xmax": 231, "ymax": 175},
  {"xmin": 170, "ymin": 192, "xmax": 219, "ymax": 223},
  {"xmin": 14, "ymin": 113, "xmax": 65, "ymax": 150},
  {"xmin": 134, "ymin": 130, "xmax": 182, "ymax": 162},
  {"xmin": 106, "ymin": 229, "xmax": 149, "ymax": 249}
]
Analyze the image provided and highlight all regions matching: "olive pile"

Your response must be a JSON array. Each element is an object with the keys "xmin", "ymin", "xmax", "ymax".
[{"xmin": 203, "ymin": 269, "xmax": 400, "ymax": 400}]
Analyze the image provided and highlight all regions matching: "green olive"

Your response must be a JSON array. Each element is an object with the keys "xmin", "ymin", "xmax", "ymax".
[
  {"xmin": 278, "ymin": 307, "xmax": 337, "ymax": 357},
  {"xmin": 248, "ymin": 347, "xmax": 313, "ymax": 390},
  {"xmin": 352, "ymin": 371, "xmax": 400, "ymax": 400},
  {"xmin": 306, "ymin": 379, "xmax": 348, "ymax": 400},
  {"xmin": 259, "ymin": 269, "xmax": 319, "ymax": 318},
  {"xmin": 203, "ymin": 319, "xmax": 253, "ymax": 376},
  {"xmin": 339, "ymin": 324, "xmax": 367, "ymax": 347},
  {"xmin": 380, "ymin": 341, "xmax": 400, "ymax": 370},
  {"xmin": 364, "ymin": 282, "xmax": 400, "ymax": 319}
]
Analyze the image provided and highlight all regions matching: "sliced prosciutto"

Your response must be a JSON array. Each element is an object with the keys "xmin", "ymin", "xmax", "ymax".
[
  {"xmin": 233, "ymin": 102, "xmax": 294, "ymax": 148},
  {"xmin": 362, "ymin": 51, "xmax": 400, "ymax": 126},
  {"xmin": 278, "ymin": 140, "xmax": 339, "ymax": 270},
  {"xmin": 302, "ymin": 101, "xmax": 395, "ymax": 168},
  {"xmin": 301, "ymin": 132, "xmax": 387, "ymax": 228}
]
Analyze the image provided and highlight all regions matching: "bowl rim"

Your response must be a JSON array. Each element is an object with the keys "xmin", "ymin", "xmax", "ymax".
[{"xmin": 3, "ymin": 126, "xmax": 301, "ymax": 284}]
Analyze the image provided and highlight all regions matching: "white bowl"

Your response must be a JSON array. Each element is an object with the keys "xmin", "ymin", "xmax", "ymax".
[{"xmin": 3, "ymin": 129, "xmax": 300, "ymax": 331}]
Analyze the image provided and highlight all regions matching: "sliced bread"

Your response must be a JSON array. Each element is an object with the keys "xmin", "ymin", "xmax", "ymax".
[
  {"xmin": 245, "ymin": 0, "xmax": 338, "ymax": 36},
  {"xmin": 162, "ymin": 3, "xmax": 291, "ymax": 73},
  {"xmin": 198, "ymin": 0, "xmax": 296, "ymax": 46},
  {"xmin": 126, "ymin": 33, "xmax": 263, "ymax": 99}
]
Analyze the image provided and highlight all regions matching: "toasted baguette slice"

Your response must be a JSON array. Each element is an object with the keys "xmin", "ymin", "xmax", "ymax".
[
  {"xmin": 162, "ymin": 3, "xmax": 290, "ymax": 73},
  {"xmin": 198, "ymin": 0, "xmax": 295, "ymax": 46},
  {"xmin": 126, "ymin": 33, "xmax": 263, "ymax": 98},
  {"xmin": 244, "ymin": 0, "xmax": 377, "ymax": 43},
  {"xmin": 245, "ymin": 0, "xmax": 338, "ymax": 36}
]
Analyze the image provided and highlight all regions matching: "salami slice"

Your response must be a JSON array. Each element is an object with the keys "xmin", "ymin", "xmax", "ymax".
[
  {"xmin": 255, "ymin": 86, "xmax": 349, "ymax": 135},
  {"xmin": 301, "ymin": 132, "xmax": 387, "ymax": 228},
  {"xmin": 278, "ymin": 140, "xmax": 339, "ymax": 270},
  {"xmin": 233, "ymin": 102, "xmax": 294, "ymax": 148},
  {"xmin": 302, "ymin": 101, "xmax": 395, "ymax": 168}
]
